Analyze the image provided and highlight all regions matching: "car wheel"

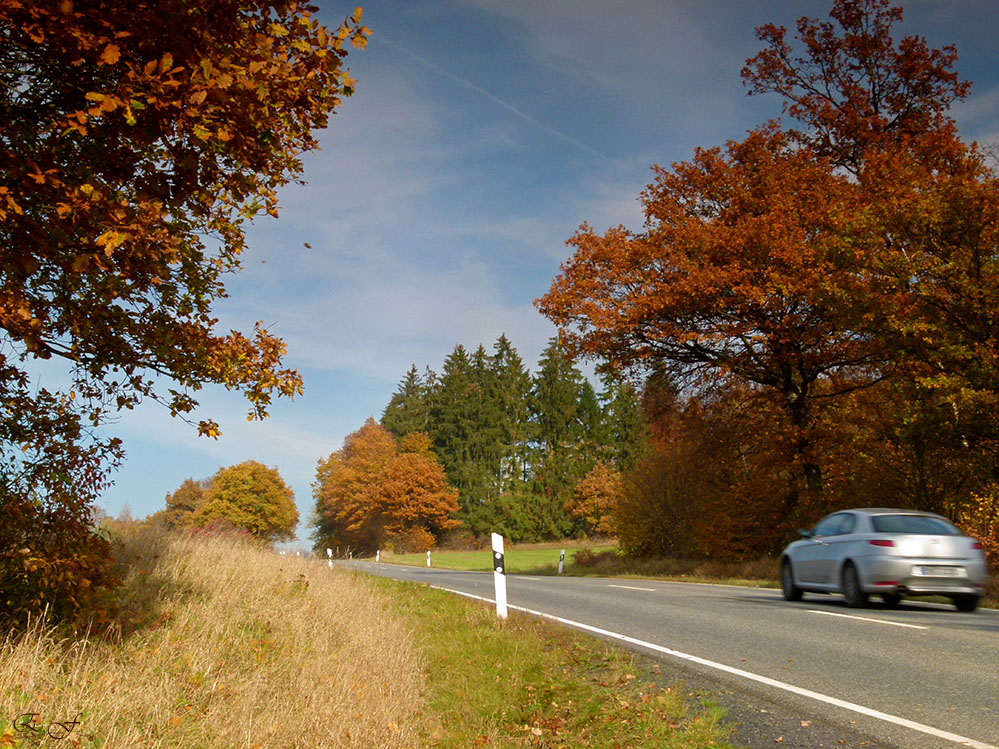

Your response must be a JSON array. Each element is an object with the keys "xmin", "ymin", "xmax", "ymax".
[
  {"xmin": 881, "ymin": 593, "xmax": 902, "ymax": 607},
  {"xmin": 781, "ymin": 560, "xmax": 803, "ymax": 601},
  {"xmin": 841, "ymin": 563, "xmax": 868, "ymax": 608},
  {"xmin": 952, "ymin": 594, "xmax": 980, "ymax": 613}
]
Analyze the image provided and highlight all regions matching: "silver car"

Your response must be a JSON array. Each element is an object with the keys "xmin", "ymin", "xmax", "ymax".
[{"xmin": 780, "ymin": 508, "xmax": 987, "ymax": 612}]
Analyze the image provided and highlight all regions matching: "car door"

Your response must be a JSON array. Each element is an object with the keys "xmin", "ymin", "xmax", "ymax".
[
  {"xmin": 796, "ymin": 514, "xmax": 847, "ymax": 584},
  {"xmin": 814, "ymin": 512, "xmax": 857, "ymax": 585}
]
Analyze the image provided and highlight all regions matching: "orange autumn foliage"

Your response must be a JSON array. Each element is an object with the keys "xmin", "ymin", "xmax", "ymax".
[
  {"xmin": 1, "ymin": 1, "xmax": 366, "ymax": 626},
  {"xmin": 538, "ymin": 0, "xmax": 999, "ymax": 548},
  {"xmin": 312, "ymin": 419, "xmax": 460, "ymax": 555},
  {"xmin": 566, "ymin": 461, "xmax": 621, "ymax": 537}
]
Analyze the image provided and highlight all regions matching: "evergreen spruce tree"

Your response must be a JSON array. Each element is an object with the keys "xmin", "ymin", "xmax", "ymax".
[
  {"xmin": 528, "ymin": 336, "xmax": 587, "ymax": 538},
  {"xmin": 381, "ymin": 365, "xmax": 431, "ymax": 437},
  {"xmin": 600, "ymin": 375, "xmax": 649, "ymax": 470},
  {"xmin": 488, "ymin": 334, "xmax": 533, "ymax": 492},
  {"xmin": 430, "ymin": 345, "xmax": 489, "ymax": 531}
]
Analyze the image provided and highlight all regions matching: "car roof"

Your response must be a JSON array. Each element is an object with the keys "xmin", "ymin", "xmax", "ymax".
[{"xmin": 840, "ymin": 508, "xmax": 947, "ymax": 518}]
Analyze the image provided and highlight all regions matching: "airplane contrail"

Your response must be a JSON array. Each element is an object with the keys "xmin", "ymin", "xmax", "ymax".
[{"xmin": 379, "ymin": 35, "xmax": 614, "ymax": 164}]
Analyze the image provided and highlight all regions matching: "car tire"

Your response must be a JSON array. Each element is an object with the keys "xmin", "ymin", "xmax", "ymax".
[
  {"xmin": 952, "ymin": 594, "xmax": 980, "ymax": 613},
  {"xmin": 841, "ymin": 563, "xmax": 868, "ymax": 608},
  {"xmin": 881, "ymin": 593, "xmax": 902, "ymax": 607},
  {"xmin": 781, "ymin": 560, "xmax": 803, "ymax": 601}
]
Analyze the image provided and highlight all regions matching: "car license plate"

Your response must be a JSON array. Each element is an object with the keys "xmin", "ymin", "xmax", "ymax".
[{"xmin": 912, "ymin": 565, "xmax": 964, "ymax": 577}]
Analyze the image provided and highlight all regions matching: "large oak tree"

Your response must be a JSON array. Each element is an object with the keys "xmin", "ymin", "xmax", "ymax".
[{"xmin": 538, "ymin": 0, "xmax": 996, "ymax": 526}]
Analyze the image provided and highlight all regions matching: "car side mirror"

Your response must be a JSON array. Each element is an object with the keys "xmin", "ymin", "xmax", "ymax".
[{"xmin": 797, "ymin": 528, "xmax": 813, "ymax": 539}]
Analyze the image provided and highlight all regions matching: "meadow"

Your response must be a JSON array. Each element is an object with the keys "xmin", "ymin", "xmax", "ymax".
[{"xmin": 1, "ymin": 530, "xmax": 733, "ymax": 747}]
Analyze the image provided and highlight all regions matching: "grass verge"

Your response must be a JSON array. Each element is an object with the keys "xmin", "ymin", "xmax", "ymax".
[
  {"xmin": 2, "ymin": 530, "xmax": 734, "ymax": 747},
  {"xmin": 382, "ymin": 545, "xmax": 614, "ymax": 574},
  {"xmin": 372, "ymin": 576, "xmax": 734, "ymax": 747}
]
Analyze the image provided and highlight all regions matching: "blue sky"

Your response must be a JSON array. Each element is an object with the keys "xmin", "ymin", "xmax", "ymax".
[{"xmin": 93, "ymin": 0, "xmax": 999, "ymax": 541}]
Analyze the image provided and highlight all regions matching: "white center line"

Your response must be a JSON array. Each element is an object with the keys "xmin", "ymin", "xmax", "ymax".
[
  {"xmin": 608, "ymin": 584, "xmax": 657, "ymax": 592},
  {"xmin": 808, "ymin": 610, "xmax": 928, "ymax": 629}
]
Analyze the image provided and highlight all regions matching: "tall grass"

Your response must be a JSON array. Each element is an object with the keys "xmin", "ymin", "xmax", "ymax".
[{"xmin": 1, "ymin": 528, "xmax": 424, "ymax": 747}]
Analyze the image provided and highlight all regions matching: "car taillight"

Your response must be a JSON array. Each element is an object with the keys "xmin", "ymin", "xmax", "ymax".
[
  {"xmin": 868, "ymin": 539, "xmax": 895, "ymax": 547},
  {"xmin": 971, "ymin": 541, "xmax": 982, "ymax": 550}
]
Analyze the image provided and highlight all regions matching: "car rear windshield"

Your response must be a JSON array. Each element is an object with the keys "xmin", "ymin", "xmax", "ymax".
[{"xmin": 871, "ymin": 515, "xmax": 960, "ymax": 535}]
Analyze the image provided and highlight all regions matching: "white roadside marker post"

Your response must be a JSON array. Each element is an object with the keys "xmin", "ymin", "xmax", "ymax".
[
  {"xmin": 327, "ymin": 548, "xmax": 332, "ymax": 569},
  {"xmin": 426, "ymin": 550, "xmax": 431, "ymax": 567},
  {"xmin": 558, "ymin": 549, "xmax": 565, "ymax": 575},
  {"xmin": 376, "ymin": 550, "xmax": 380, "ymax": 563},
  {"xmin": 492, "ymin": 532, "xmax": 508, "ymax": 619}
]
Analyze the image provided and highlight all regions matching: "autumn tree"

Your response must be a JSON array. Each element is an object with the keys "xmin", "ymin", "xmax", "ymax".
[
  {"xmin": 152, "ymin": 477, "xmax": 209, "ymax": 530},
  {"xmin": 538, "ymin": 0, "xmax": 995, "ymax": 528},
  {"xmin": 312, "ymin": 419, "xmax": 459, "ymax": 555},
  {"xmin": 566, "ymin": 461, "xmax": 620, "ymax": 537},
  {"xmin": 0, "ymin": 2, "xmax": 366, "ymax": 623},
  {"xmin": 539, "ymin": 124, "xmax": 875, "ymax": 522},
  {"xmin": 368, "ymin": 432, "xmax": 460, "ymax": 551},
  {"xmin": 743, "ymin": 0, "xmax": 999, "ymax": 510},
  {"xmin": 189, "ymin": 461, "xmax": 298, "ymax": 543}
]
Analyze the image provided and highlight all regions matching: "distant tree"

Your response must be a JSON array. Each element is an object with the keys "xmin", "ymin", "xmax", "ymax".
[
  {"xmin": 382, "ymin": 365, "xmax": 432, "ymax": 437},
  {"xmin": 368, "ymin": 451, "xmax": 460, "ymax": 546},
  {"xmin": 488, "ymin": 334, "xmax": 533, "ymax": 491},
  {"xmin": 191, "ymin": 461, "xmax": 298, "ymax": 544},
  {"xmin": 600, "ymin": 376, "xmax": 649, "ymax": 470},
  {"xmin": 157, "ymin": 478, "xmax": 210, "ymax": 529},
  {"xmin": 528, "ymin": 337, "xmax": 588, "ymax": 536},
  {"xmin": 312, "ymin": 419, "xmax": 460, "ymax": 554},
  {"xmin": 566, "ymin": 461, "xmax": 620, "ymax": 537}
]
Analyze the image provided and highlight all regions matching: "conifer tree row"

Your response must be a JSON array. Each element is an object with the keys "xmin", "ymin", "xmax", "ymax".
[{"xmin": 381, "ymin": 335, "xmax": 647, "ymax": 541}]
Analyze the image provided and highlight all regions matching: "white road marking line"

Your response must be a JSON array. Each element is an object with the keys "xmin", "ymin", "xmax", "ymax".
[
  {"xmin": 608, "ymin": 584, "xmax": 657, "ymax": 592},
  {"xmin": 808, "ymin": 609, "xmax": 928, "ymax": 629},
  {"xmin": 430, "ymin": 585, "xmax": 996, "ymax": 749}
]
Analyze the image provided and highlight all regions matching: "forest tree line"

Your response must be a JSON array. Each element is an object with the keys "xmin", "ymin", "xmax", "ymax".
[{"xmin": 310, "ymin": 335, "xmax": 647, "ymax": 552}]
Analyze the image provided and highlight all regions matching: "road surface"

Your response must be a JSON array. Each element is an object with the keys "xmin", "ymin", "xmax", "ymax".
[{"xmin": 341, "ymin": 560, "xmax": 999, "ymax": 748}]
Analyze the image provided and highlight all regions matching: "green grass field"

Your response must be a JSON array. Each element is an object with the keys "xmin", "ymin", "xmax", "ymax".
[{"xmin": 380, "ymin": 544, "xmax": 614, "ymax": 574}]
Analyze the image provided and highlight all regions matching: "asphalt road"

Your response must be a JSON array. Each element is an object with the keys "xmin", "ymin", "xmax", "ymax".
[{"xmin": 340, "ymin": 560, "xmax": 999, "ymax": 749}]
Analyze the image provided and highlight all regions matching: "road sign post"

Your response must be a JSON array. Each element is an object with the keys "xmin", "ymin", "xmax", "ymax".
[{"xmin": 492, "ymin": 532, "xmax": 508, "ymax": 619}]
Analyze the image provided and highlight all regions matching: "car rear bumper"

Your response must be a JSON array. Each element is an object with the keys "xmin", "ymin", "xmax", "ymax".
[{"xmin": 860, "ymin": 555, "xmax": 987, "ymax": 597}]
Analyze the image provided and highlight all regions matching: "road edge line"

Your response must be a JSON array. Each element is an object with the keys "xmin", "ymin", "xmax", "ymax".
[{"xmin": 430, "ymin": 585, "xmax": 996, "ymax": 749}]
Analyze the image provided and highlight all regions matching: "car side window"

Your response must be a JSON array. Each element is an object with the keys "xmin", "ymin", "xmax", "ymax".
[
  {"xmin": 839, "ymin": 513, "xmax": 856, "ymax": 534},
  {"xmin": 812, "ymin": 514, "xmax": 844, "ymax": 537}
]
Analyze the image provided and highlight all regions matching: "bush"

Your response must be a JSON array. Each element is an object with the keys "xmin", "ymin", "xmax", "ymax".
[
  {"xmin": 1, "ymin": 498, "xmax": 119, "ymax": 631},
  {"xmin": 394, "ymin": 526, "xmax": 436, "ymax": 554},
  {"xmin": 957, "ymin": 487, "xmax": 999, "ymax": 569},
  {"xmin": 573, "ymin": 547, "xmax": 619, "ymax": 571}
]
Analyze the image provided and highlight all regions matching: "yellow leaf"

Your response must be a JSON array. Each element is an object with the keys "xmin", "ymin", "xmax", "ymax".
[{"xmin": 99, "ymin": 43, "xmax": 120, "ymax": 65}]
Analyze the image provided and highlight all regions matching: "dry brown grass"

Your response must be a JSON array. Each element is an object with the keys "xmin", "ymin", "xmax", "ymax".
[{"xmin": 1, "ymin": 528, "xmax": 426, "ymax": 747}]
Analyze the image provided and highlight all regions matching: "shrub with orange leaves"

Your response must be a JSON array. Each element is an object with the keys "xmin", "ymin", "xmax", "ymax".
[{"xmin": 956, "ymin": 488, "xmax": 999, "ymax": 569}]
